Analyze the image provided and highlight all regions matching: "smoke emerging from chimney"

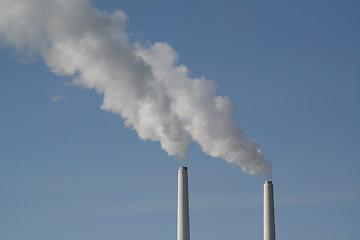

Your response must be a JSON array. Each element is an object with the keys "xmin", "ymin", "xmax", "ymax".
[{"xmin": 0, "ymin": 0, "xmax": 271, "ymax": 177}]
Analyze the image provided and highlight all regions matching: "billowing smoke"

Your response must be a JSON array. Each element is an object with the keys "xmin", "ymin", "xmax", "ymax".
[{"xmin": 0, "ymin": 0, "xmax": 271, "ymax": 177}]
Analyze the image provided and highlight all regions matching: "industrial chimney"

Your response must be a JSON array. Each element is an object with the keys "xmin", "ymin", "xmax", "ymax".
[
  {"xmin": 264, "ymin": 181, "xmax": 276, "ymax": 240},
  {"xmin": 177, "ymin": 167, "xmax": 190, "ymax": 240}
]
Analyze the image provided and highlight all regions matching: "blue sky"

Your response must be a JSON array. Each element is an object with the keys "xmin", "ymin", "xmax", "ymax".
[{"xmin": 1, "ymin": 0, "xmax": 359, "ymax": 239}]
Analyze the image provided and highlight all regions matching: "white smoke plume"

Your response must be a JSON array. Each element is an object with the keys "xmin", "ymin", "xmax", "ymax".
[{"xmin": 0, "ymin": 0, "xmax": 271, "ymax": 177}]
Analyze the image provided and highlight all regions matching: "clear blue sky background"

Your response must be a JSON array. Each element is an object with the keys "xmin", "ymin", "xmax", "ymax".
[{"xmin": 1, "ymin": 0, "xmax": 359, "ymax": 239}]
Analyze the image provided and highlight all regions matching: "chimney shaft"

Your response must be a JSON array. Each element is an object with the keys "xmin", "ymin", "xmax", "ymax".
[
  {"xmin": 177, "ymin": 167, "xmax": 190, "ymax": 240},
  {"xmin": 264, "ymin": 181, "xmax": 276, "ymax": 240}
]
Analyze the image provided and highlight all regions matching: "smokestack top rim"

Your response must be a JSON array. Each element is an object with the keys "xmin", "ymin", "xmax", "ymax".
[
  {"xmin": 265, "ymin": 180, "xmax": 272, "ymax": 184},
  {"xmin": 179, "ymin": 166, "xmax": 188, "ymax": 170}
]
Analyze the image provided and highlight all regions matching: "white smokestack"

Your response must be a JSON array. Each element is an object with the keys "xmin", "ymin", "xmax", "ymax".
[
  {"xmin": 0, "ymin": 0, "xmax": 271, "ymax": 177},
  {"xmin": 264, "ymin": 181, "xmax": 276, "ymax": 240},
  {"xmin": 177, "ymin": 167, "xmax": 190, "ymax": 240}
]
